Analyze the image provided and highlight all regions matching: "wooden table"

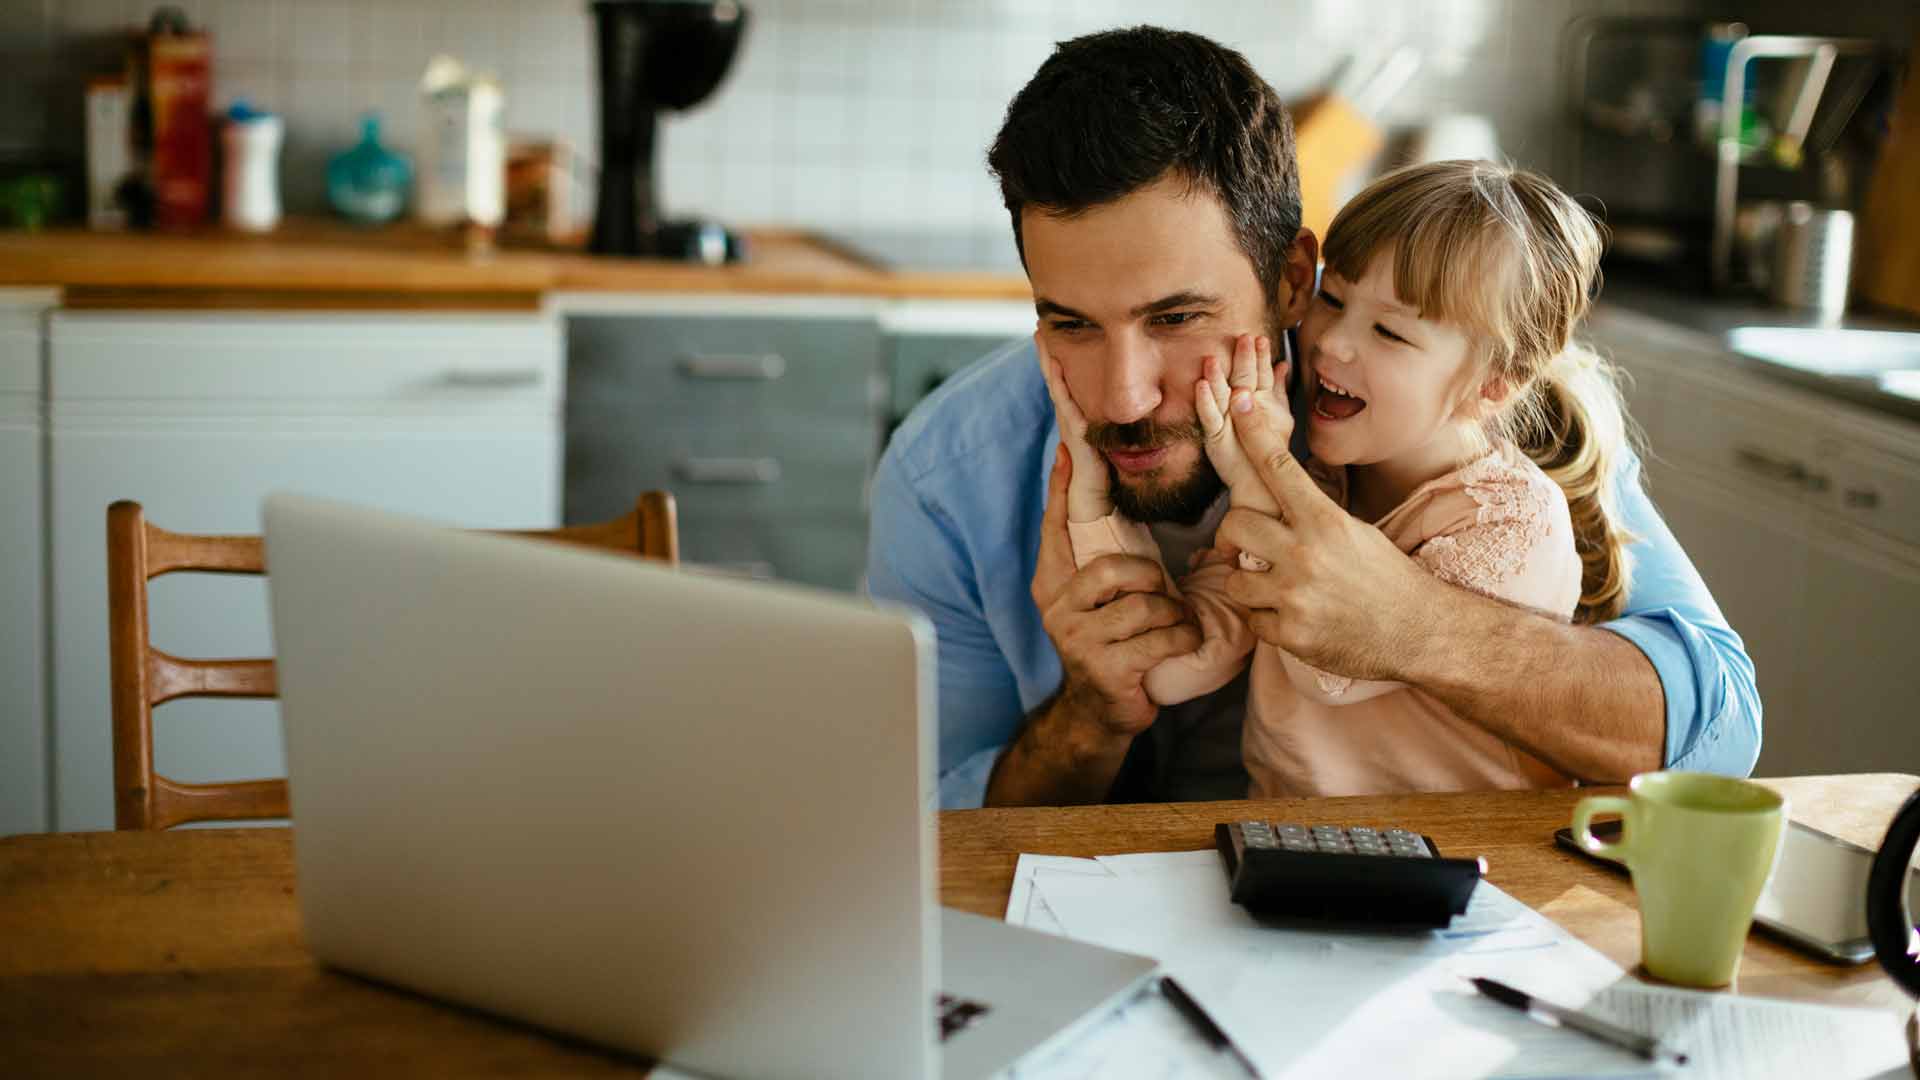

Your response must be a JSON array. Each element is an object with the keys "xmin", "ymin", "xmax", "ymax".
[{"xmin": 4, "ymin": 775, "xmax": 1914, "ymax": 1075}]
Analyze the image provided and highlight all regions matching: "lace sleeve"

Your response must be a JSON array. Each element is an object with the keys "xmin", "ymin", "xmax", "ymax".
[{"xmin": 1412, "ymin": 455, "xmax": 1554, "ymax": 599}]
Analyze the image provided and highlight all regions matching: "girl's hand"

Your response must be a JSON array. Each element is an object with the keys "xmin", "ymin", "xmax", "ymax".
[
  {"xmin": 1195, "ymin": 334, "xmax": 1283, "ymax": 516},
  {"xmin": 1037, "ymin": 334, "xmax": 1112, "ymax": 523}
]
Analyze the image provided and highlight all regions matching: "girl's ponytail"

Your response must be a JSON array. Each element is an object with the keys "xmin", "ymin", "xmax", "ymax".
[{"xmin": 1515, "ymin": 343, "xmax": 1636, "ymax": 623}]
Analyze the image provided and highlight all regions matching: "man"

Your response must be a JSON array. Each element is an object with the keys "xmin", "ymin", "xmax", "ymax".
[{"xmin": 866, "ymin": 27, "xmax": 1760, "ymax": 809}]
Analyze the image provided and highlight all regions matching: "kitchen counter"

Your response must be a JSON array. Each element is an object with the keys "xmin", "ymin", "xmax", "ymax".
[
  {"xmin": 1596, "ymin": 275, "xmax": 1920, "ymax": 425},
  {"xmin": 0, "ymin": 220, "xmax": 1032, "ymax": 308}
]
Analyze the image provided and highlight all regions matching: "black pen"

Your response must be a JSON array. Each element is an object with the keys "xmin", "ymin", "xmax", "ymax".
[
  {"xmin": 1160, "ymin": 975, "xmax": 1262, "ymax": 1079},
  {"xmin": 1469, "ymin": 977, "xmax": 1689, "ymax": 1067}
]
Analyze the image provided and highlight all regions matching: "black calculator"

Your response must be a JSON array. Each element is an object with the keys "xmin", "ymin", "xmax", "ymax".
[{"xmin": 1215, "ymin": 820, "xmax": 1484, "ymax": 928}]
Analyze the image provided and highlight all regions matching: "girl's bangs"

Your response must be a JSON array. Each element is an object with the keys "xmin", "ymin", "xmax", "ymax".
[{"xmin": 1322, "ymin": 172, "xmax": 1525, "ymax": 349}]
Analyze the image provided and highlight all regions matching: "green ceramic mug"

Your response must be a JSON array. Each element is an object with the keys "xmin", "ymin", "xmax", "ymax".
[{"xmin": 1571, "ymin": 771, "xmax": 1787, "ymax": 988}]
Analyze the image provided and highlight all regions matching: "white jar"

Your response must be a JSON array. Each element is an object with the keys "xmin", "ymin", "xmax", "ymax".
[{"xmin": 222, "ymin": 113, "xmax": 283, "ymax": 232}]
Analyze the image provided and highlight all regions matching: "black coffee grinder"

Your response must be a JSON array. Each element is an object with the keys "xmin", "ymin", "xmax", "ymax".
[{"xmin": 589, "ymin": 0, "xmax": 749, "ymax": 262}]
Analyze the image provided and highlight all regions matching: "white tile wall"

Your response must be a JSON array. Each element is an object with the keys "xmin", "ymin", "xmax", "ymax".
[{"xmin": 7, "ymin": 0, "xmax": 1908, "ymax": 233}]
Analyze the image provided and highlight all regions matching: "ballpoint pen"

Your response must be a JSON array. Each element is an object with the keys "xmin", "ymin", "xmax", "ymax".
[
  {"xmin": 1160, "ymin": 975, "xmax": 1263, "ymax": 1079},
  {"xmin": 1469, "ymin": 976, "xmax": 1689, "ymax": 1067}
]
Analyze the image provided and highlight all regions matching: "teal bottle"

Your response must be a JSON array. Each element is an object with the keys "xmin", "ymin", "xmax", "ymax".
[{"xmin": 327, "ymin": 114, "xmax": 412, "ymax": 224}]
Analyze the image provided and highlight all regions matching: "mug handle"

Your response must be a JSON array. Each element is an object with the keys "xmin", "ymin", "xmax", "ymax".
[{"xmin": 1572, "ymin": 795, "xmax": 1634, "ymax": 865}]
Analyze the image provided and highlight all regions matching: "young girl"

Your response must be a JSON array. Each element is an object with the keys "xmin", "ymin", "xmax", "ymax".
[{"xmin": 1042, "ymin": 159, "xmax": 1636, "ymax": 796}]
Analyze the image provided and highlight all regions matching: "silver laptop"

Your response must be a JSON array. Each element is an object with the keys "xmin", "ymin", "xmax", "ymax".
[{"xmin": 262, "ymin": 494, "xmax": 1155, "ymax": 1080}]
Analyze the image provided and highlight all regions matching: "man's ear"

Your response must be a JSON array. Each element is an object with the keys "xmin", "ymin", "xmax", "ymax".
[{"xmin": 1274, "ymin": 230, "xmax": 1320, "ymax": 328}]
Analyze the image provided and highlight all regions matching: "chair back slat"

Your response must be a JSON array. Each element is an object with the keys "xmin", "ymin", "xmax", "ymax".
[
  {"xmin": 148, "ymin": 653, "xmax": 277, "ymax": 706},
  {"xmin": 145, "ymin": 529, "xmax": 265, "ymax": 577},
  {"xmin": 107, "ymin": 493, "xmax": 678, "ymax": 829},
  {"xmin": 151, "ymin": 777, "xmax": 290, "ymax": 831}
]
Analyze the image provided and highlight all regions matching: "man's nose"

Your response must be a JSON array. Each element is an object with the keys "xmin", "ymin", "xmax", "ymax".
[{"xmin": 1101, "ymin": 335, "xmax": 1163, "ymax": 424}]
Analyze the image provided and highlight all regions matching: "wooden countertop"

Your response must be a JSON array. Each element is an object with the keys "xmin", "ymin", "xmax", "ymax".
[{"xmin": 0, "ymin": 220, "xmax": 1032, "ymax": 309}]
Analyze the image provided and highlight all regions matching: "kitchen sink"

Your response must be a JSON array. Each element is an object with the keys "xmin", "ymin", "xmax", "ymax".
[{"xmin": 1726, "ymin": 326, "xmax": 1920, "ymax": 377}]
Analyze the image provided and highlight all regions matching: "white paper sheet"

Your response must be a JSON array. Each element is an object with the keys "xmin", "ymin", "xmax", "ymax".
[
  {"xmin": 1002, "ymin": 850, "xmax": 1911, "ymax": 1080},
  {"xmin": 1580, "ymin": 983, "xmax": 1910, "ymax": 1080}
]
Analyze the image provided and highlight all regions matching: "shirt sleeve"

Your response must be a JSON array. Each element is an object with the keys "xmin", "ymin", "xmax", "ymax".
[
  {"xmin": 866, "ymin": 453, "xmax": 1025, "ymax": 810},
  {"xmin": 1067, "ymin": 513, "xmax": 1253, "ymax": 706},
  {"xmin": 1601, "ymin": 452, "xmax": 1762, "ymax": 775}
]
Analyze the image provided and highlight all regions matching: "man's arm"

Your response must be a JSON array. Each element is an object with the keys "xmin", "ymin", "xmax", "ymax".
[
  {"xmin": 866, "ymin": 450, "xmax": 1026, "ymax": 810},
  {"xmin": 987, "ymin": 689, "xmax": 1140, "ymax": 806},
  {"xmin": 1592, "ymin": 453, "xmax": 1762, "ymax": 775},
  {"xmin": 985, "ymin": 446, "xmax": 1201, "ymax": 806},
  {"xmin": 1214, "ymin": 390, "xmax": 1703, "ymax": 782},
  {"xmin": 1405, "ymin": 456, "xmax": 1761, "ymax": 778},
  {"xmin": 1390, "ymin": 586, "xmax": 1666, "ymax": 780}
]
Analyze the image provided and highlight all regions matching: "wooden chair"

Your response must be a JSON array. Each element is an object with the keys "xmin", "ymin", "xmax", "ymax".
[{"xmin": 106, "ymin": 494, "xmax": 678, "ymax": 830}]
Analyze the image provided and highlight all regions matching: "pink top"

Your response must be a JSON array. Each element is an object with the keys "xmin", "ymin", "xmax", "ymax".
[{"xmin": 1066, "ymin": 439, "xmax": 1583, "ymax": 797}]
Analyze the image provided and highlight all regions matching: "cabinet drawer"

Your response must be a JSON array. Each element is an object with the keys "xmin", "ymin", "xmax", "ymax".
[
  {"xmin": 49, "ymin": 312, "xmax": 561, "ymax": 406},
  {"xmin": 888, "ymin": 333, "xmax": 1015, "ymax": 420},
  {"xmin": 1657, "ymin": 372, "xmax": 1825, "ymax": 503},
  {"xmin": 676, "ymin": 513, "xmax": 869, "ymax": 592},
  {"xmin": 568, "ymin": 315, "xmax": 882, "ymax": 426},
  {"xmin": 1826, "ymin": 440, "xmax": 1920, "ymax": 551},
  {"xmin": 566, "ymin": 419, "xmax": 874, "ymax": 521}
]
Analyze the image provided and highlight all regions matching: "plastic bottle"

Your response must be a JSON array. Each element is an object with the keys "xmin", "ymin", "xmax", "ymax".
[{"xmin": 221, "ymin": 101, "xmax": 282, "ymax": 232}]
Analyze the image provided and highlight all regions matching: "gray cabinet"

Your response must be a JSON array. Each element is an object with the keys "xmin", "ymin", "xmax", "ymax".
[
  {"xmin": 1589, "ymin": 305, "xmax": 1920, "ymax": 776},
  {"xmin": 0, "ymin": 292, "xmax": 50, "ymax": 838},
  {"xmin": 566, "ymin": 312, "xmax": 885, "ymax": 590},
  {"xmin": 879, "ymin": 301, "xmax": 1035, "ymax": 436}
]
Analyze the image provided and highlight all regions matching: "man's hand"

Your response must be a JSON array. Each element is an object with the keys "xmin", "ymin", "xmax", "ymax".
[
  {"xmin": 990, "ymin": 446, "xmax": 1202, "ymax": 806},
  {"xmin": 1213, "ymin": 383, "xmax": 1437, "ymax": 681},
  {"xmin": 1031, "ymin": 444, "xmax": 1201, "ymax": 737},
  {"xmin": 1213, "ymin": 377, "xmax": 1666, "ymax": 781}
]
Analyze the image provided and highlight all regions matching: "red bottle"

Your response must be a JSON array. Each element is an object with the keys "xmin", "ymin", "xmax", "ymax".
[{"xmin": 148, "ymin": 29, "xmax": 212, "ymax": 228}]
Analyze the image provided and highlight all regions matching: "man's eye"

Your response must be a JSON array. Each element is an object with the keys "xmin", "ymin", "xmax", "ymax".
[
  {"xmin": 1150, "ymin": 312, "xmax": 1199, "ymax": 327},
  {"xmin": 1317, "ymin": 289, "xmax": 1344, "ymax": 311},
  {"xmin": 1375, "ymin": 324, "xmax": 1409, "ymax": 345},
  {"xmin": 1048, "ymin": 319, "xmax": 1090, "ymax": 332}
]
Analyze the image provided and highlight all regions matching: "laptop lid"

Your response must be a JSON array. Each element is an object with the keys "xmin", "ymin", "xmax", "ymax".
[{"xmin": 264, "ymin": 494, "xmax": 940, "ymax": 1080}]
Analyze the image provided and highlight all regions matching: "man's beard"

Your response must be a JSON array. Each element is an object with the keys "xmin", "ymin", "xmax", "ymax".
[{"xmin": 1084, "ymin": 418, "xmax": 1224, "ymax": 526}]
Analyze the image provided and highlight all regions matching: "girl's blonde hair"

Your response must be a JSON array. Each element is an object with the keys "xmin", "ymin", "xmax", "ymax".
[{"xmin": 1322, "ymin": 159, "xmax": 1635, "ymax": 623}]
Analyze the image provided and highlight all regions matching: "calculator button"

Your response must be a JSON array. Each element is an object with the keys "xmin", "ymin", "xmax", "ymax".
[
  {"xmin": 1281, "ymin": 838, "xmax": 1315, "ymax": 852},
  {"xmin": 1348, "ymin": 826, "xmax": 1377, "ymax": 838}
]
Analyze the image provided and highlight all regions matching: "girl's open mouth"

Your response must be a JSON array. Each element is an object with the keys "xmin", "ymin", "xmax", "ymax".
[{"xmin": 1312, "ymin": 374, "xmax": 1367, "ymax": 421}]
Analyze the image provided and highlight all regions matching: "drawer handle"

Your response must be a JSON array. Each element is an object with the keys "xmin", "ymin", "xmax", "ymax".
[
  {"xmin": 674, "ymin": 457, "xmax": 782, "ymax": 485},
  {"xmin": 678, "ymin": 354, "xmax": 786, "ymax": 381},
  {"xmin": 439, "ymin": 369, "xmax": 545, "ymax": 389},
  {"xmin": 1844, "ymin": 487, "xmax": 1881, "ymax": 510},
  {"xmin": 1733, "ymin": 445, "xmax": 1816, "ymax": 488}
]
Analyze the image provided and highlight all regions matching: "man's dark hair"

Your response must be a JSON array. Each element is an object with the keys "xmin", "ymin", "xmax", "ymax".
[{"xmin": 988, "ymin": 26, "xmax": 1302, "ymax": 301}]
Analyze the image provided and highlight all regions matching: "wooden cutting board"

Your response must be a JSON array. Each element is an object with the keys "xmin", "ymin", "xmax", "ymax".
[{"xmin": 1857, "ymin": 39, "xmax": 1920, "ymax": 319}]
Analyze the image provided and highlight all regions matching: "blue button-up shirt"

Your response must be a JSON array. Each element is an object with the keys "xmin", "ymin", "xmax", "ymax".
[{"xmin": 867, "ymin": 338, "xmax": 1762, "ymax": 809}]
